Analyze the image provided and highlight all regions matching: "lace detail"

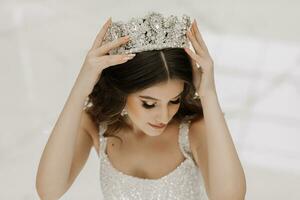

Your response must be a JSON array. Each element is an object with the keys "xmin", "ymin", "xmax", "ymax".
[{"xmin": 98, "ymin": 120, "xmax": 209, "ymax": 200}]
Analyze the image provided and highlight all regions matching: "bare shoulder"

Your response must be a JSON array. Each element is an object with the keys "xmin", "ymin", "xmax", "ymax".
[
  {"xmin": 188, "ymin": 117, "xmax": 209, "ymax": 193},
  {"xmin": 81, "ymin": 110, "xmax": 100, "ymax": 153}
]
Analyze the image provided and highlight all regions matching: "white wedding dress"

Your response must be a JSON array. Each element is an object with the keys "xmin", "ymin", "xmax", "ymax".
[{"xmin": 97, "ymin": 120, "xmax": 209, "ymax": 200}]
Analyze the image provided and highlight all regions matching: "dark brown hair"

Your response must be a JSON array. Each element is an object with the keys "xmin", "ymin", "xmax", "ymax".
[{"xmin": 85, "ymin": 47, "xmax": 203, "ymax": 143}]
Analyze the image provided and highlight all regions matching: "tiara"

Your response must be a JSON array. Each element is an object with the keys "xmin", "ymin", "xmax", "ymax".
[{"xmin": 103, "ymin": 11, "xmax": 192, "ymax": 55}]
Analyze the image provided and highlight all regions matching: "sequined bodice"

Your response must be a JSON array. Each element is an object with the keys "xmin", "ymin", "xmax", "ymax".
[{"xmin": 98, "ymin": 120, "xmax": 209, "ymax": 200}]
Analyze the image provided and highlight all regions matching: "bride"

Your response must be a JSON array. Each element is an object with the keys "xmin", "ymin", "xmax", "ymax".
[{"xmin": 36, "ymin": 11, "xmax": 246, "ymax": 200}]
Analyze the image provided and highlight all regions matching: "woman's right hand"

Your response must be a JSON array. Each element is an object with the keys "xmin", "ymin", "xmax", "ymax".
[{"xmin": 75, "ymin": 17, "xmax": 136, "ymax": 97}]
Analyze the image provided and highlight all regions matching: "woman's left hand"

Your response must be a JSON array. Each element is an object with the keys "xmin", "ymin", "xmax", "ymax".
[{"xmin": 184, "ymin": 19, "xmax": 216, "ymax": 98}]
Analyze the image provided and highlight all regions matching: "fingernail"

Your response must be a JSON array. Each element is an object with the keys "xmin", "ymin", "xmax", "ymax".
[
  {"xmin": 122, "ymin": 36, "xmax": 129, "ymax": 41},
  {"xmin": 106, "ymin": 17, "xmax": 112, "ymax": 26},
  {"xmin": 123, "ymin": 57, "xmax": 130, "ymax": 61},
  {"xmin": 127, "ymin": 53, "xmax": 136, "ymax": 57},
  {"xmin": 123, "ymin": 55, "xmax": 135, "ymax": 61}
]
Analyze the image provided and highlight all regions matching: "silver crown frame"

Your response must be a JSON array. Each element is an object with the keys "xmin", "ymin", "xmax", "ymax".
[{"xmin": 103, "ymin": 11, "xmax": 192, "ymax": 55}]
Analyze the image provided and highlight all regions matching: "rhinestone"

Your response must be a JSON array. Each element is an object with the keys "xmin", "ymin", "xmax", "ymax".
[
  {"xmin": 98, "ymin": 120, "xmax": 209, "ymax": 199},
  {"xmin": 103, "ymin": 11, "xmax": 191, "ymax": 55}
]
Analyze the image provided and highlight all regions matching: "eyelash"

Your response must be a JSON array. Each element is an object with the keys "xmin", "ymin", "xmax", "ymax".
[{"xmin": 141, "ymin": 98, "xmax": 181, "ymax": 109}]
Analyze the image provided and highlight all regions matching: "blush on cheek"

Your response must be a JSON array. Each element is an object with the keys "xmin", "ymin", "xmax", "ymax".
[{"xmin": 127, "ymin": 98, "xmax": 148, "ymax": 124}]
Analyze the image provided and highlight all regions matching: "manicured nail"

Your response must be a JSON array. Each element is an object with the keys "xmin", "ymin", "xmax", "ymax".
[
  {"xmin": 123, "ymin": 56, "xmax": 134, "ymax": 61},
  {"xmin": 106, "ymin": 17, "xmax": 110, "ymax": 25},
  {"xmin": 127, "ymin": 53, "xmax": 136, "ymax": 57},
  {"xmin": 123, "ymin": 53, "xmax": 135, "ymax": 59},
  {"xmin": 122, "ymin": 36, "xmax": 129, "ymax": 41}
]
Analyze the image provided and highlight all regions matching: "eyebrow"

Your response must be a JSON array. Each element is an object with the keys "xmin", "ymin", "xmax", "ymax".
[{"xmin": 139, "ymin": 90, "xmax": 184, "ymax": 101}]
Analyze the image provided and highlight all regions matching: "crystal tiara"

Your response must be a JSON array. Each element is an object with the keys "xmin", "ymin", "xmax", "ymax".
[{"xmin": 103, "ymin": 11, "xmax": 192, "ymax": 55}]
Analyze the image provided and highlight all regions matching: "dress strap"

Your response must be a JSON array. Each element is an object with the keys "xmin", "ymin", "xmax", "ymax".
[
  {"xmin": 98, "ymin": 122, "xmax": 108, "ymax": 155},
  {"xmin": 178, "ymin": 120, "xmax": 196, "ymax": 163}
]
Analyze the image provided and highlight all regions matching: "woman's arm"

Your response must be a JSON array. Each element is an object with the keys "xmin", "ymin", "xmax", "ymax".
[
  {"xmin": 35, "ymin": 17, "xmax": 135, "ymax": 199},
  {"xmin": 185, "ymin": 19, "xmax": 246, "ymax": 200},
  {"xmin": 200, "ymin": 90, "xmax": 246, "ymax": 200},
  {"xmin": 35, "ymin": 76, "xmax": 92, "ymax": 199}
]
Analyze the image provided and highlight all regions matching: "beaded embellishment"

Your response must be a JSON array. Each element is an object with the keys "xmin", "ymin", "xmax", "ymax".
[{"xmin": 102, "ymin": 11, "xmax": 192, "ymax": 55}]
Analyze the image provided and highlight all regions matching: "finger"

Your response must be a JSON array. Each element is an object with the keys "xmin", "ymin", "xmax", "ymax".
[
  {"xmin": 96, "ymin": 54, "xmax": 136, "ymax": 69},
  {"xmin": 184, "ymin": 47, "xmax": 203, "ymax": 67},
  {"xmin": 90, "ymin": 17, "xmax": 112, "ymax": 50},
  {"xmin": 192, "ymin": 19, "xmax": 209, "ymax": 53},
  {"xmin": 186, "ymin": 29, "xmax": 205, "ymax": 56},
  {"xmin": 185, "ymin": 46, "xmax": 197, "ymax": 67},
  {"xmin": 190, "ymin": 56, "xmax": 199, "ymax": 70},
  {"xmin": 91, "ymin": 35, "xmax": 130, "ymax": 56}
]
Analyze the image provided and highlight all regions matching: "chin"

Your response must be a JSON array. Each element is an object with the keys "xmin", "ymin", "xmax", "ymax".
[
  {"xmin": 147, "ymin": 132, "xmax": 162, "ymax": 137},
  {"xmin": 147, "ymin": 125, "xmax": 166, "ymax": 135}
]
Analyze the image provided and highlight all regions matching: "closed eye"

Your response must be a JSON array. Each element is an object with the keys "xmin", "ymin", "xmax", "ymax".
[{"xmin": 141, "ymin": 98, "xmax": 181, "ymax": 109}]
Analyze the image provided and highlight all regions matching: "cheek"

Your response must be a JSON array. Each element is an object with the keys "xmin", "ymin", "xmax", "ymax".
[
  {"xmin": 171, "ymin": 105, "xmax": 180, "ymax": 115},
  {"xmin": 127, "ymin": 99, "xmax": 148, "ymax": 119}
]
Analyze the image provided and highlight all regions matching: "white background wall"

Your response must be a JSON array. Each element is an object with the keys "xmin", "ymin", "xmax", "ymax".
[{"xmin": 0, "ymin": 0, "xmax": 299, "ymax": 199}]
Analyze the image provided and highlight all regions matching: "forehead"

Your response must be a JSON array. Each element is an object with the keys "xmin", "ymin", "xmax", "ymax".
[{"xmin": 134, "ymin": 80, "xmax": 184, "ymax": 99}]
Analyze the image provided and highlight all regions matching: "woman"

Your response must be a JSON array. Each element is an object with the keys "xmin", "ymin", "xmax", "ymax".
[{"xmin": 36, "ymin": 12, "xmax": 246, "ymax": 200}]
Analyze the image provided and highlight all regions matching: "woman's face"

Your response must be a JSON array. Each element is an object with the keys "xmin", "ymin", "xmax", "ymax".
[{"xmin": 125, "ymin": 79, "xmax": 184, "ymax": 137}]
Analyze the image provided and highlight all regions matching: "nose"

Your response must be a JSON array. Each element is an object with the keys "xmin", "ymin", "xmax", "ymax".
[{"xmin": 156, "ymin": 106, "xmax": 169, "ymax": 124}]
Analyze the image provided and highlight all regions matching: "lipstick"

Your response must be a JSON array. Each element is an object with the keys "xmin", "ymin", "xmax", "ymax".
[{"xmin": 148, "ymin": 122, "xmax": 166, "ymax": 129}]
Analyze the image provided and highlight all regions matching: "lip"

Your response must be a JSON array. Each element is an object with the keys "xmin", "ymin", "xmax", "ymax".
[{"xmin": 148, "ymin": 122, "xmax": 166, "ymax": 129}]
